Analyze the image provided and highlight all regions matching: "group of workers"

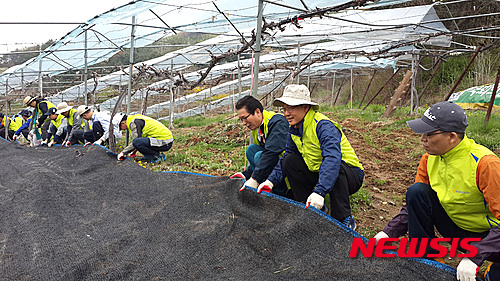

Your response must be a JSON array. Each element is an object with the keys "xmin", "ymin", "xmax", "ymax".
[
  {"xmin": 1, "ymin": 84, "xmax": 498, "ymax": 281},
  {"xmin": 0, "ymin": 95, "xmax": 173, "ymax": 163},
  {"xmin": 230, "ymin": 84, "xmax": 499, "ymax": 281}
]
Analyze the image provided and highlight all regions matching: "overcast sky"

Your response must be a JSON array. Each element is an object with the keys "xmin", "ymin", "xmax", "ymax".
[{"xmin": 0, "ymin": 0, "xmax": 131, "ymax": 53}]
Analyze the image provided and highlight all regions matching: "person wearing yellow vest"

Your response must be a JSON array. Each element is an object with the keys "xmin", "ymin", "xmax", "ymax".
[
  {"xmin": 117, "ymin": 114, "xmax": 173, "ymax": 163},
  {"xmin": 258, "ymin": 84, "xmax": 364, "ymax": 230},
  {"xmin": 230, "ymin": 96, "xmax": 289, "ymax": 196},
  {"xmin": 13, "ymin": 109, "xmax": 32, "ymax": 140},
  {"xmin": 374, "ymin": 101, "xmax": 500, "ymax": 281},
  {"xmin": 24, "ymin": 96, "xmax": 56, "ymax": 140},
  {"xmin": 55, "ymin": 102, "xmax": 89, "ymax": 147},
  {"xmin": 0, "ymin": 113, "xmax": 23, "ymax": 140},
  {"xmin": 43, "ymin": 107, "xmax": 67, "ymax": 147}
]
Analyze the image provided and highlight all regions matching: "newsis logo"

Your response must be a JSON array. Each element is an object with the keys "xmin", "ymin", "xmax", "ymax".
[{"xmin": 349, "ymin": 237, "xmax": 481, "ymax": 258}]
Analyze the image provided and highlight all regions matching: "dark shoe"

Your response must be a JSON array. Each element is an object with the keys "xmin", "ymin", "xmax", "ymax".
[
  {"xmin": 151, "ymin": 153, "xmax": 166, "ymax": 164},
  {"xmin": 341, "ymin": 215, "xmax": 357, "ymax": 231}
]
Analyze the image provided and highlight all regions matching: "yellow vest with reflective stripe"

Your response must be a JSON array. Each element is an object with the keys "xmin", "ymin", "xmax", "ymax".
[
  {"xmin": 126, "ymin": 114, "xmax": 173, "ymax": 140},
  {"xmin": 251, "ymin": 110, "xmax": 285, "ymax": 157},
  {"xmin": 291, "ymin": 110, "xmax": 363, "ymax": 172},
  {"xmin": 427, "ymin": 136, "xmax": 500, "ymax": 232},
  {"xmin": 2, "ymin": 116, "xmax": 22, "ymax": 131},
  {"xmin": 51, "ymin": 114, "xmax": 64, "ymax": 129},
  {"xmin": 37, "ymin": 100, "xmax": 56, "ymax": 116}
]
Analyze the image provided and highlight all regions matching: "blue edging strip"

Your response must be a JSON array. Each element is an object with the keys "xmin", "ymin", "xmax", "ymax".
[{"xmin": 0, "ymin": 139, "xmax": 458, "ymax": 274}]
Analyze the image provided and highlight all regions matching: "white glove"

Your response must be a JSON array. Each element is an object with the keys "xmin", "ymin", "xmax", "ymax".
[
  {"xmin": 12, "ymin": 135, "xmax": 18, "ymax": 140},
  {"xmin": 240, "ymin": 177, "xmax": 258, "ymax": 191},
  {"xmin": 94, "ymin": 139, "xmax": 103, "ymax": 146},
  {"xmin": 257, "ymin": 180, "xmax": 274, "ymax": 193},
  {"xmin": 47, "ymin": 140, "xmax": 55, "ymax": 148},
  {"xmin": 374, "ymin": 231, "xmax": 390, "ymax": 242},
  {"xmin": 64, "ymin": 141, "xmax": 71, "ymax": 147},
  {"xmin": 40, "ymin": 140, "xmax": 48, "ymax": 145},
  {"xmin": 117, "ymin": 152, "xmax": 125, "ymax": 161},
  {"xmin": 306, "ymin": 192, "xmax": 324, "ymax": 210},
  {"xmin": 456, "ymin": 257, "xmax": 478, "ymax": 281}
]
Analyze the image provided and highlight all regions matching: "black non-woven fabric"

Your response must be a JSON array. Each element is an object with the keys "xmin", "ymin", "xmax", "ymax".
[{"xmin": 0, "ymin": 140, "xmax": 456, "ymax": 280}]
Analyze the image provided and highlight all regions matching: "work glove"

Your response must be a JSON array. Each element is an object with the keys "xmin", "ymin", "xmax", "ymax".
[
  {"xmin": 64, "ymin": 141, "xmax": 71, "ymax": 147},
  {"xmin": 129, "ymin": 149, "xmax": 138, "ymax": 157},
  {"xmin": 240, "ymin": 177, "xmax": 258, "ymax": 191},
  {"xmin": 374, "ymin": 231, "xmax": 390, "ymax": 242},
  {"xmin": 117, "ymin": 152, "xmax": 125, "ymax": 161},
  {"xmin": 230, "ymin": 172, "xmax": 246, "ymax": 180},
  {"xmin": 94, "ymin": 139, "xmax": 103, "ymax": 146},
  {"xmin": 456, "ymin": 257, "xmax": 479, "ymax": 281},
  {"xmin": 12, "ymin": 135, "xmax": 18, "ymax": 140},
  {"xmin": 83, "ymin": 142, "xmax": 92, "ymax": 147},
  {"xmin": 257, "ymin": 180, "xmax": 273, "ymax": 194},
  {"xmin": 306, "ymin": 192, "xmax": 324, "ymax": 210},
  {"xmin": 47, "ymin": 140, "xmax": 56, "ymax": 148},
  {"xmin": 40, "ymin": 140, "xmax": 48, "ymax": 146}
]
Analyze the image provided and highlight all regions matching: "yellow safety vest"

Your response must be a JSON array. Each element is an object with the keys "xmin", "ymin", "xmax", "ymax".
[{"xmin": 126, "ymin": 114, "xmax": 173, "ymax": 140}]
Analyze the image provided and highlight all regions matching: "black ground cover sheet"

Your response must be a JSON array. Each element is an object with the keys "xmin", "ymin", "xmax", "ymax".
[{"xmin": 0, "ymin": 140, "xmax": 456, "ymax": 280}]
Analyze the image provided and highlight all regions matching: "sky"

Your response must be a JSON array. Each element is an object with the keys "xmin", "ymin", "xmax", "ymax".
[{"xmin": 0, "ymin": 0, "xmax": 132, "ymax": 53}]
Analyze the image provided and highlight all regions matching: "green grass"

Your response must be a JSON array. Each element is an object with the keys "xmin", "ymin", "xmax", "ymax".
[{"xmin": 465, "ymin": 110, "xmax": 500, "ymax": 150}]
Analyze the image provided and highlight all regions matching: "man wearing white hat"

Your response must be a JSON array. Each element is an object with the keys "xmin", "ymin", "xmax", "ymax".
[
  {"xmin": 76, "ymin": 105, "xmax": 122, "ymax": 146},
  {"xmin": 257, "ymin": 84, "xmax": 364, "ymax": 230},
  {"xmin": 54, "ymin": 102, "xmax": 89, "ymax": 147}
]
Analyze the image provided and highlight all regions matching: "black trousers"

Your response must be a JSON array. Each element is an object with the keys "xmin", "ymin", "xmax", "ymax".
[
  {"xmin": 83, "ymin": 121, "xmax": 104, "ymax": 143},
  {"xmin": 0, "ymin": 128, "xmax": 14, "ymax": 140},
  {"xmin": 282, "ymin": 153, "xmax": 363, "ymax": 220}
]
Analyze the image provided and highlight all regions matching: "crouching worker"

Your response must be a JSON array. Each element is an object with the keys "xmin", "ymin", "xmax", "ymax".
[
  {"xmin": 231, "ymin": 96, "xmax": 289, "ymax": 196},
  {"xmin": 373, "ymin": 101, "xmax": 500, "ymax": 281},
  {"xmin": 77, "ymin": 105, "xmax": 121, "ymax": 146},
  {"xmin": 258, "ymin": 84, "xmax": 364, "ymax": 230},
  {"xmin": 0, "ymin": 113, "xmax": 23, "ymax": 140},
  {"xmin": 117, "ymin": 114, "xmax": 173, "ymax": 163},
  {"xmin": 43, "ymin": 108, "xmax": 67, "ymax": 147},
  {"xmin": 13, "ymin": 110, "xmax": 32, "ymax": 140}
]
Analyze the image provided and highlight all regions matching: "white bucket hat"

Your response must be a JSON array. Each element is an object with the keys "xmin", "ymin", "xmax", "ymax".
[
  {"xmin": 273, "ymin": 84, "xmax": 319, "ymax": 110},
  {"xmin": 56, "ymin": 102, "xmax": 73, "ymax": 114}
]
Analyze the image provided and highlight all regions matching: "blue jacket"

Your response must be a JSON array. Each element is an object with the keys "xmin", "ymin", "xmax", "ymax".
[
  {"xmin": 242, "ymin": 113, "xmax": 288, "ymax": 182},
  {"xmin": 15, "ymin": 118, "xmax": 31, "ymax": 135},
  {"xmin": 268, "ymin": 118, "xmax": 364, "ymax": 196}
]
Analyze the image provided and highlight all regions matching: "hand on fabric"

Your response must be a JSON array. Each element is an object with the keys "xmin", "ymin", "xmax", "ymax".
[
  {"xmin": 240, "ymin": 178, "xmax": 258, "ymax": 191},
  {"xmin": 47, "ymin": 140, "xmax": 56, "ymax": 148},
  {"xmin": 374, "ymin": 231, "xmax": 390, "ymax": 242},
  {"xmin": 83, "ymin": 142, "xmax": 92, "ymax": 147},
  {"xmin": 117, "ymin": 152, "xmax": 125, "ymax": 161},
  {"xmin": 12, "ymin": 135, "xmax": 17, "ymax": 140},
  {"xmin": 257, "ymin": 180, "xmax": 273, "ymax": 194},
  {"xmin": 64, "ymin": 141, "xmax": 71, "ymax": 147},
  {"xmin": 94, "ymin": 139, "xmax": 103, "ymax": 146},
  {"xmin": 230, "ymin": 172, "xmax": 246, "ymax": 180},
  {"xmin": 456, "ymin": 257, "xmax": 479, "ymax": 281},
  {"xmin": 40, "ymin": 140, "xmax": 48, "ymax": 146},
  {"xmin": 306, "ymin": 192, "xmax": 324, "ymax": 210},
  {"xmin": 129, "ymin": 149, "xmax": 138, "ymax": 157}
]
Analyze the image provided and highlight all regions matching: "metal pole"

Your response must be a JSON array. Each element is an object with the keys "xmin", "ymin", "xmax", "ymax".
[
  {"xmin": 169, "ymin": 87, "xmax": 174, "ymax": 129},
  {"xmin": 21, "ymin": 69, "xmax": 25, "ymax": 97},
  {"xmin": 330, "ymin": 72, "xmax": 336, "ymax": 107},
  {"xmin": 443, "ymin": 46, "xmax": 482, "ymax": 101},
  {"xmin": 363, "ymin": 68, "xmax": 401, "ymax": 111},
  {"xmin": 84, "ymin": 30, "xmax": 88, "ymax": 106},
  {"xmin": 296, "ymin": 42, "xmax": 300, "ymax": 84},
  {"xmin": 238, "ymin": 54, "xmax": 242, "ymax": 100},
  {"xmin": 126, "ymin": 15, "xmax": 136, "ymax": 115},
  {"xmin": 307, "ymin": 59, "xmax": 311, "ymax": 88},
  {"xmin": 350, "ymin": 67, "xmax": 353, "ymax": 109},
  {"xmin": 5, "ymin": 80, "xmax": 8, "ymax": 140},
  {"xmin": 38, "ymin": 45, "xmax": 43, "ymax": 97},
  {"xmin": 359, "ymin": 70, "xmax": 376, "ymax": 109},
  {"xmin": 410, "ymin": 52, "xmax": 418, "ymax": 114},
  {"xmin": 251, "ymin": 0, "xmax": 264, "ymax": 96}
]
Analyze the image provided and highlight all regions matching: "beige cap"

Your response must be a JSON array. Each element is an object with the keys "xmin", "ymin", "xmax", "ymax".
[
  {"xmin": 24, "ymin": 96, "xmax": 36, "ymax": 106},
  {"xmin": 56, "ymin": 102, "xmax": 73, "ymax": 114},
  {"xmin": 273, "ymin": 84, "xmax": 319, "ymax": 110},
  {"xmin": 76, "ymin": 105, "xmax": 91, "ymax": 117}
]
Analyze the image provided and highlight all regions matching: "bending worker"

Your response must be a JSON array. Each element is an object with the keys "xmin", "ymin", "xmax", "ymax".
[
  {"xmin": 231, "ymin": 96, "xmax": 289, "ymax": 196},
  {"xmin": 258, "ymin": 84, "xmax": 364, "ymax": 230},
  {"xmin": 24, "ymin": 96, "xmax": 56, "ymax": 140},
  {"xmin": 56, "ymin": 102, "xmax": 88, "ymax": 147},
  {"xmin": 0, "ymin": 113, "xmax": 23, "ymax": 140},
  {"xmin": 374, "ymin": 101, "xmax": 500, "ymax": 281},
  {"xmin": 13, "ymin": 110, "xmax": 32, "ymax": 140},
  {"xmin": 117, "ymin": 114, "xmax": 173, "ymax": 163},
  {"xmin": 77, "ymin": 105, "xmax": 121, "ymax": 146}
]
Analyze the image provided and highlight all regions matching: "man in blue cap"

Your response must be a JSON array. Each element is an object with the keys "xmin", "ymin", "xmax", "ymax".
[{"xmin": 374, "ymin": 101, "xmax": 500, "ymax": 281}]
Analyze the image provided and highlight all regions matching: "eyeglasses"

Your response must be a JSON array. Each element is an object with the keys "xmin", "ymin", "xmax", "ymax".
[
  {"xmin": 239, "ymin": 113, "xmax": 251, "ymax": 122},
  {"xmin": 280, "ymin": 105, "xmax": 299, "ymax": 113},
  {"xmin": 422, "ymin": 131, "xmax": 448, "ymax": 138}
]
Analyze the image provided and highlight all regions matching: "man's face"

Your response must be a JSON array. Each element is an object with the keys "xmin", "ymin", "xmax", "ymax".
[
  {"xmin": 28, "ymin": 101, "xmax": 36, "ymax": 107},
  {"xmin": 420, "ymin": 130, "xmax": 455, "ymax": 155},
  {"xmin": 49, "ymin": 113, "xmax": 58, "ymax": 120},
  {"xmin": 22, "ymin": 116, "xmax": 29, "ymax": 121},
  {"xmin": 237, "ymin": 107, "xmax": 263, "ymax": 131},
  {"xmin": 81, "ymin": 111, "xmax": 92, "ymax": 120},
  {"xmin": 119, "ymin": 121, "xmax": 127, "ymax": 131},
  {"xmin": 62, "ymin": 110, "xmax": 70, "ymax": 117},
  {"xmin": 281, "ymin": 104, "xmax": 309, "ymax": 127}
]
